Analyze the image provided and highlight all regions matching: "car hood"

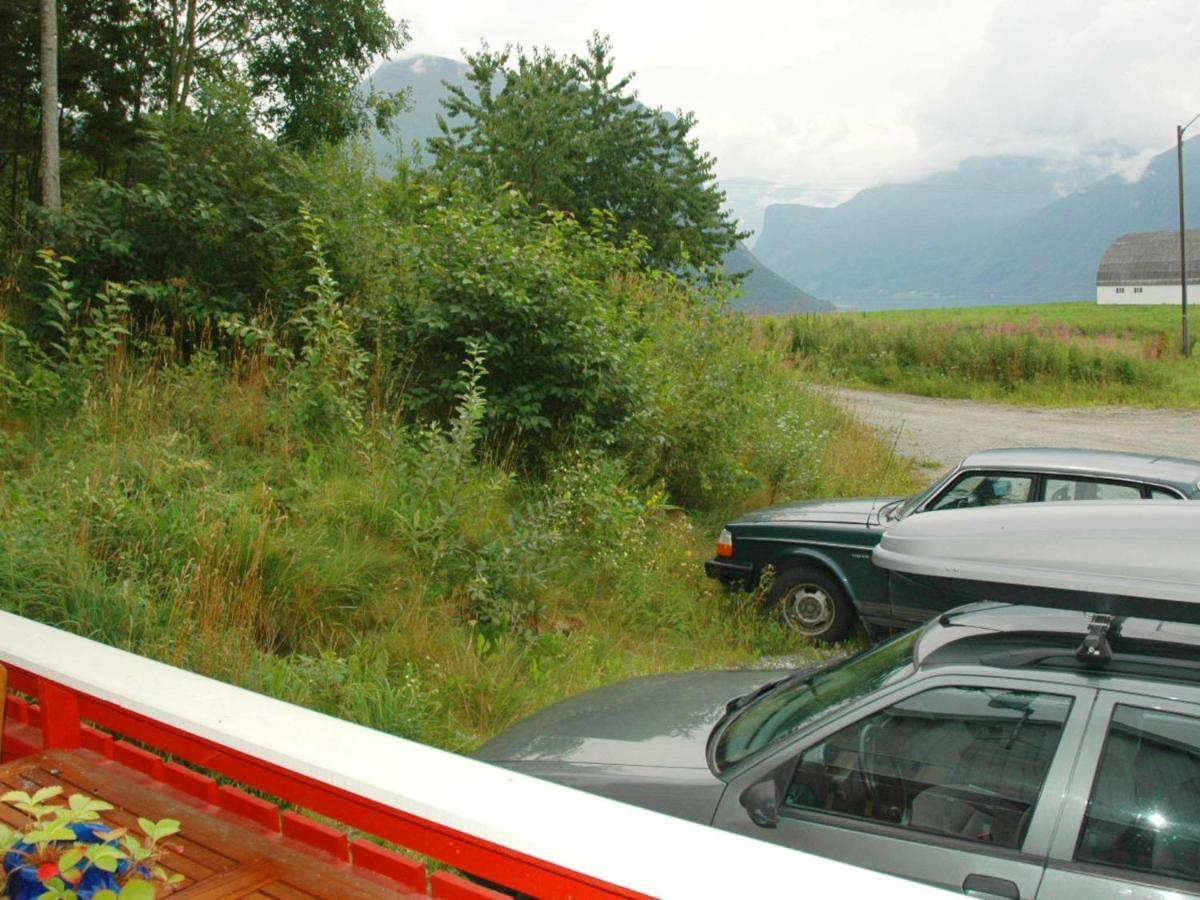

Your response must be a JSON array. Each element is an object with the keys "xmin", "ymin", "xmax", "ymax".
[
  {"xmin": 475, "ymin": 670, "xmax": 779, "ymax": 770},
  {"xmin": 731, "ymin": 496, "xmax": 901, "ymax": 527}
]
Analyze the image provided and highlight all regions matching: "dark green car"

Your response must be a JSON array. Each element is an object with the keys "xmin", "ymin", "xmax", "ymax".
[{"xmin": 705, "ymin": 448, "xmax": 1200, "ymax": 641}]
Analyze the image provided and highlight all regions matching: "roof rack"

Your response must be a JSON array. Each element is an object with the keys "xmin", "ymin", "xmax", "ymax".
[{"xmin": 1077, "ymin": 614, "xmax": 1120, "ymax": 665}]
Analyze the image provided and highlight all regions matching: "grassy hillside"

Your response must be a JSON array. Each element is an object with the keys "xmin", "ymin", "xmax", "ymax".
[
  {"xmin": 0, "ymin": 341, "xmax": 918, "ymax": 752},
  {"xmin": 0, "ymin": 126, "xmax": 922, "ymax": 751},
  {"xmin": 771, "ymin": 302, "xmax": 1200, "ymax": 407}
]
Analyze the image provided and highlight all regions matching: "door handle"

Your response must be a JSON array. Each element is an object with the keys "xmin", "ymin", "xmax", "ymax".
[{"xmin": 962, "ymin": 873, "xmax": 1019, "ymax": 899}]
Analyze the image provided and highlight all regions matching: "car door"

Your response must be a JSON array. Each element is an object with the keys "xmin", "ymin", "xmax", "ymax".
[
  {"xmin": 713, "ymin": 674, "xmax": 1096, "ymax": 898},
  {"xmin": 1037, "ymin": 690, "xmax": 1200, "ymax": 899}
]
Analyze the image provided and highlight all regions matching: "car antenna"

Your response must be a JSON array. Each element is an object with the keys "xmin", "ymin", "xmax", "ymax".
[{"xmin": 868, "ymin": 423, "xmax": 905, "ymax": 525}]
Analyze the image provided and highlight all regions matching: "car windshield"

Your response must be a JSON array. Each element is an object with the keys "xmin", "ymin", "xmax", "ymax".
[
  {"xmin": 712, "ymin": 629, "xmax": 920, "ymax": 772},
  {"xmin": 884, "ymin": 467, "xmax": 954, "ymax": 521}
]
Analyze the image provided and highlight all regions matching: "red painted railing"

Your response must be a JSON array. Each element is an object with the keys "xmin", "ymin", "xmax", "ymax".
[
  {"xmin": 2, "ymin": 666, "xmax": 632, "ymax": 899},
  {"xmin": 0, "ymin": 612, "xmax": 953, "ymax": 900}
]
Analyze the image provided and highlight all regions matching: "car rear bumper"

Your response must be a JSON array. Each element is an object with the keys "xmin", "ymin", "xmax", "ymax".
[{"xmin": 704, "ymin": 558, "xmax": 754, "ymax": 586}]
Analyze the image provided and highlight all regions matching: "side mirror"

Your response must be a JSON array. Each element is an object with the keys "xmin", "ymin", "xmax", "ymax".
[{"xmin": 739, "ymin": 778, "xmax": 780, "ymax": 829}]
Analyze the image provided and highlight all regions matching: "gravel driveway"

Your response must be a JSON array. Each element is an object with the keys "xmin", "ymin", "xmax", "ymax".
[{"xmin": 830, "ymin": 387, "xmax": 1200, "ymax": 470}]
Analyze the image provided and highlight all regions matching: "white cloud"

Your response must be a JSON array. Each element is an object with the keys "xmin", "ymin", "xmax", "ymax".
[
  {"xmin": 908, "ymin": 0, "xmax": 1200, "ymax": 180},
  {"xmin": 388, "ymin": 0, "xmax": 1200, "ymax": 199}
]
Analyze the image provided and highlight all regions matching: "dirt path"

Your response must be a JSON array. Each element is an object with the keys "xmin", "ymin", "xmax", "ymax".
[{"xmin": 829, "ymin": 387, "xmax": 1200, "ymax": 470}]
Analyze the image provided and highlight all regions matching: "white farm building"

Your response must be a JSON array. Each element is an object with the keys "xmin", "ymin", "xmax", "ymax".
[{"xmin": 1096, "ymin": 229, "xmax": 1200, "ymax": 304}]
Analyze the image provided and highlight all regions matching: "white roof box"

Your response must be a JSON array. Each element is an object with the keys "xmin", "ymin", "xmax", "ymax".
[{"xmin": 872, "ymin": 502, "xmax": 1200, "ymax": 621}]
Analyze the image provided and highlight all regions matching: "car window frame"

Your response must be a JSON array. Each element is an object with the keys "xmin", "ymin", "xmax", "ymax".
[
  {"xmin": 1039, "ymin": 475, "xmax": 1186, "ymax": 502},
  {"xmin": 1045, "ymin": 689, "xmax": 1200, "ymax": 894},
  {"xmin": 723, "ymin": 672, "xmax": 1097, "ymax": 861},
  {"xmin": 920, "ymin": 469, "xmax": 1041, "ymax": 513},
  {"xmin": 919, "ymin": 471, "xmax": 1186, "ymax": 514}
]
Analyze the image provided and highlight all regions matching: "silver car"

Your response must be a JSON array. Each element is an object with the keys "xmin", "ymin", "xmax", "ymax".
[{"xmin": 479, "ymin": 505, "xmax": 1200, "ymax": 899}]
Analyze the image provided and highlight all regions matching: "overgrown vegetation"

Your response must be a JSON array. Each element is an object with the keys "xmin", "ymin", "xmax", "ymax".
[
  {"xmin": 0, "ymin": 113, "xmax": 919, "ymax": 750},
  {"xmin": 772, "ymin": 302, "xmax": 1200, "ymax": 406},
  {"xmin": 1, "ymin": 9, "xmax": 923, "ymax": 750}
]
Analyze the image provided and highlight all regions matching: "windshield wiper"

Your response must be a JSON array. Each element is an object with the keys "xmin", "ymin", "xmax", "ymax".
[
  {"xmin": 725, "ymin": 676, "xmax": 790, "ymax": 715},
  {"xmin": 878, "ymin": 498, "xmax": 905, "ymax": 521}
]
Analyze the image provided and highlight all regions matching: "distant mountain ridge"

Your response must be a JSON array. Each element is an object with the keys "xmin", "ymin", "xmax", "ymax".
[
  {"xmin": 724, "ymin": 243, "xmax": 833, "ymax": 313},
  {"xmin": 361, "ymin": 55, "xmax": 829, "ymax": 314},
  {"xmin": 753, "ymin": 145, "xmax": 1200, "ymax": 308}
]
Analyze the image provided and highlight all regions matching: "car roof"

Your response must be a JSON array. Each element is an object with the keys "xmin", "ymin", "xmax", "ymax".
[
  {"xmin": 916, "ymin": 603, "xmax": 1200, "ymax": 685},
  {"xmin": 958, "ymin": 447, "xmax": 1200, "ymax": 489}
]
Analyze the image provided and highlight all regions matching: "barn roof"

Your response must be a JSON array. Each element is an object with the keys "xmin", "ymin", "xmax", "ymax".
[{"xmin": 1097, "ymin": 230, "xmax": 1200, "ymax": 285}]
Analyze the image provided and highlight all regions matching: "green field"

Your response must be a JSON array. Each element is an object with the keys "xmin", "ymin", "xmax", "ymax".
[{"xmin": 768, "ymin": 302, "xmax": 1200, "ymax": 407}]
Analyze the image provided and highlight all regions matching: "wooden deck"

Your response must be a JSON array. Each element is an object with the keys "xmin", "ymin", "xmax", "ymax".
[{"xmin": 0, "ymin": 749, "xmax": 427, "ymax": 898}]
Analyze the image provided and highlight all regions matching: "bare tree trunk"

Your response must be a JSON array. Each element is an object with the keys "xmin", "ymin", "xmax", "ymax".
[{"xmin": 39, "ymin": 0, "xmax": 61, "ymax": 210}]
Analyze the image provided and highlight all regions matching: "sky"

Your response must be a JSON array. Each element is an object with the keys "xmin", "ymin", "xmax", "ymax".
[{"xmin": 385, "ymin": 0, "xmax": 1200, "ymax": 206}]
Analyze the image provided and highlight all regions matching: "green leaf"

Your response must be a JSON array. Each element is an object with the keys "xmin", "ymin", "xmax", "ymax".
[
  {"xmin": 117, "ymin": 881, "xmax": 157, "ymax": 900},
  {"xmin": 31, "ymin": 786, "xmax": 64, "ymax": 805},
  {"xmin": 138, "ymin": 817, "xmax": 180, "ymax": 841},
  {"xmin": 84, "ymin": 843, "xmax": 127, "ymax": 872},
  {"xmin": 67, "ymin": 794, "xmax": 113, "ymax": 816},
  {"xmin": 27, "ymin": 824, "xmax": 78, "ymax": 843}
]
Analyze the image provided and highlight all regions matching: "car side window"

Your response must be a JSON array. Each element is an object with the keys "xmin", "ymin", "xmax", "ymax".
[
  {"xmin": 783, "ymin": 686, "xmax": 1072, "ymax": 850},
  {"xmin": 928, "ymin": 474, "xmax": 1034, "ymax": 511},
  {"xmin": 1149, "ymin": 487, "xmax": 1183, "ymax": 500},
  {"xmin": 1044, "ymin": 477, "xmax": 1141, "ymax": 501},
  {"xmin": 1076, "ymin": 705, "xmax": 1200, "ymax": 883}
]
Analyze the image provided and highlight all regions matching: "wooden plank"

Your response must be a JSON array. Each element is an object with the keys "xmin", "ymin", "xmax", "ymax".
[
  {"xmin": 0, "ymin": 750, "xmax": 422, "ymax": 898},
  {"xmin": 172, "ymin": 857, "xmax": 278, "ymax": 898}
]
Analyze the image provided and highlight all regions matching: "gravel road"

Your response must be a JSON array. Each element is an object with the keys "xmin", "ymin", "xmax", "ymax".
[{"xmin": 830, "ymin": 387, "xmax": 1200, "ymax": 470}]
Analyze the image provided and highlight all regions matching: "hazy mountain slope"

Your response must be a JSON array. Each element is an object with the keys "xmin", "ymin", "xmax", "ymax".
[
  {"xmin": 753, "ymin": 145, "xmax": 1200, "ymax": 307},
  {"xmin": 724, "ymin": 243, "xmax": 833, "ymax": 313},
  {"xmin": 957, "ymin": 139, "xmax": 1200, "ymax": 302},
  {"xmin": 362, "ymin": 55, "xmax": 472, "ymax": 166},
  {"xmin": 752, "ymin": 156, "xmax": 1070, "ymax": 304}
]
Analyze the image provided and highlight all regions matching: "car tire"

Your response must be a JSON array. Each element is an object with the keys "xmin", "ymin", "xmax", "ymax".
[{"xmin": 766, "ymin": 565, "xmax": 854, "ymax": 642}]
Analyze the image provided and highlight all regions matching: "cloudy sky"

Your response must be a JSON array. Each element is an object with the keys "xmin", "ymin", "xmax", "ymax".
[{"xmin": 386, "ymin": 0, "xmax": 1200, "ymax": 205}]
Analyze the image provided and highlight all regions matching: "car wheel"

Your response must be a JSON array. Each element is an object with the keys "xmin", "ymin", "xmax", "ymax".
[{"xmin": 767, "ymin": 565, "xmax": 854, "ymax": 642}]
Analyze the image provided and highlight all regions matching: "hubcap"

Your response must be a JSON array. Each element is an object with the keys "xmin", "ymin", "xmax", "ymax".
[{"xmin": 781, "ymin": 584, "xmax": 834, "ymax": 636}]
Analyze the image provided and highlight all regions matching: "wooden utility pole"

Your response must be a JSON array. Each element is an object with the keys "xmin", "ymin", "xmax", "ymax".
[{"xmin": 40, "ymin": 0, "xmax": 62, "ymax": 210}]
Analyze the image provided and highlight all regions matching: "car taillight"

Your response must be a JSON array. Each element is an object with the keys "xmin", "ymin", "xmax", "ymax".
[{"xmin": 716, "ymin": 528, "xmax": 733, "ymax": 558}]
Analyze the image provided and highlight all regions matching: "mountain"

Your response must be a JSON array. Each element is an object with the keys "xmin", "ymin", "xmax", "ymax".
[
  {"xmin": 717, "ymin": 178, "xmax": 834, "ymax": 239},
  {"xmin": 753, "ymin": 146, "xmax": 1200, "ymax": 309},
  {"xmin": 956, "ymin": 140, "xmax": 1200, "ymax": 303},
  {"xmin": 724, "ymin": 243, "xmax": 833, "ymax": 313},
  {"xmin": 361, "ymin": 55, "xmax": 472, "ymax": 167},
  {"xmin": 753, "ymin": 156, "xmax": 1074, "ymax": 306},
  {"xmin": 361, "ymin": 56, "xmax": 829, "ymax": 312}
]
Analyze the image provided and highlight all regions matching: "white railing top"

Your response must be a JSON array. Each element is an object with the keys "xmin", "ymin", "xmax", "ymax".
[{"xmin": 0, "ymin": 611, "xmax": 951, "ymax": 898}]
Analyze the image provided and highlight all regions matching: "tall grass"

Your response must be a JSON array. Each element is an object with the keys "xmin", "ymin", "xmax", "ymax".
[
  {"xmin": 770, "ymin": 303, "xmax": 1200, "ymax": 407},
  {"xmin": 0, "ymin": 317, "xmax": 919, "ymax": 753}
]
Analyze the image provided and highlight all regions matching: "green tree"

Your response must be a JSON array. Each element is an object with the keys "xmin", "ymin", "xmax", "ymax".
[
  {"xmin": 430, "ymin": 34, "xmax": 742, "ymax": 270},
  {"xmin": 0, "ymin": 0, "xmax": 407, "ymax": 227}
]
